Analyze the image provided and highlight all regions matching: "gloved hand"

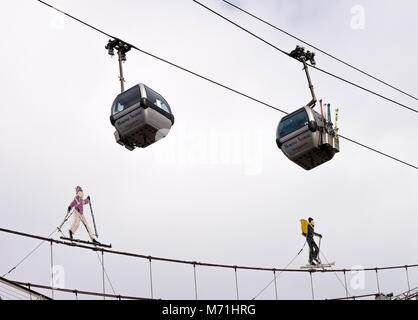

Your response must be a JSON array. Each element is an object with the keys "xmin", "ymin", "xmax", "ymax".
[
  {"xmin": 87, "ymin": 195, "xmax": 90, "ymax": 201},
  {"xmin": 67, "ymin": 206, "xmax": 71, "ymax": 213},
  {"xmin": 319, "ymin": 234, "xmax": 323, "ymax": 238}
]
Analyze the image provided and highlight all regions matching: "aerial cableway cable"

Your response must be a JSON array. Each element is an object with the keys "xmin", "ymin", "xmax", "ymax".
[
  {"xmin": 193, "ymin": 0, "xmax": 418, "ymax": 114},
  {"xmin": 35, "ymin": 1, "xmax": 418, "ymax": 170},
  {"xmin": 220, "ymin": 0, "xmax": 418, "ymax": 102}
]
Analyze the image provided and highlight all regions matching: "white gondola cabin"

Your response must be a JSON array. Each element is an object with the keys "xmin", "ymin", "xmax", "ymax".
[
  {"xmin": 110, "ymin": 84, "xmax": 174, "ymax": 150},
  {"xmin": 276, "ymin": 106, "xmax": 339, "ymax": 170}
]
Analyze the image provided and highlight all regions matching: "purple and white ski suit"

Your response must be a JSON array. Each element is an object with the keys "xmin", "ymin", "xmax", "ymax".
[
  {"xmin": 68, "ymin": 188, "xmax": 95, "ymax": 240},
  {"xmin": 69, "ymin": 196, "xmax": 89, "ymax": 214}
]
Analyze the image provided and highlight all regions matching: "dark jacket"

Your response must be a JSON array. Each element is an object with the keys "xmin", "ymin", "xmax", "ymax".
[{"xmin": 307, "ymin": 224, "xmax": 321, "ymax": 240}]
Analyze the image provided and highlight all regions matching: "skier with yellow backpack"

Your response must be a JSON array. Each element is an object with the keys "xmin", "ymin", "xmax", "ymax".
[{"xmin": 301, "ymin": 217, "xmax": 322, "ymax": 266}]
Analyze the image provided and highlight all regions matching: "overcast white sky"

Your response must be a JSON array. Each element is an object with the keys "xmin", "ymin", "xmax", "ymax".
[{"xmin": 0, "ymin": 0, "xmax": 417, "ymax": 300}]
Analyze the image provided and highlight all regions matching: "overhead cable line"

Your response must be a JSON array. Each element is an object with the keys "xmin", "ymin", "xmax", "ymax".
[
  {"xmin": 35, "ymin": 1, "xmax": 417, "ymax": 170},
  {"xmin": 221, "ymin": 0, "xmax": 418, "ymax": 102},
  {"xmin": 38, "ymin": 0, "xmax": 114, "ymax": 38},
  {"xmin": 338, "ymin": 134, "xmax": 416, "ymax": 169},
  {"xmin": 193, "ymin": 0, "xmax": 418, "ymax": 114},
  {"xmin": 37, "ymin": 2, "xmax": 287, "ymax": 112}
]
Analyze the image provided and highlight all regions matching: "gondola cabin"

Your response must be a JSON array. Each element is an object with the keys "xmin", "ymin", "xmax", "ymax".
[
  {"xmin": 110, "ymin": 84, "xmax": 174, "ymax": 150},
  {"xmin": 276, "ymin": 106, "xmax": 339, "ymax": 170}
]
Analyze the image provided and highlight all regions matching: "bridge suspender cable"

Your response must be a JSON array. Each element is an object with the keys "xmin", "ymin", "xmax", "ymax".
[
  {"xmin": 2, "ymin": 227, "xmax": 417, "ymax": 274},
  {"xmin": 1, "ymin": 227, "xmax": 417, "ymax": 300}
]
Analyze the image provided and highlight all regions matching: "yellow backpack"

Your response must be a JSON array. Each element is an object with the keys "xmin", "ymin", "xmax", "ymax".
[{"xmin": 300, "ymin": 219, "xmax": 312, "ymax": 236}]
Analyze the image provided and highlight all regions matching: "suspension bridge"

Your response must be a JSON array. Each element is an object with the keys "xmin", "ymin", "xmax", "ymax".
[{"xmin": 0, "ymin": 227, "xmax": 416, "ymax": 300}]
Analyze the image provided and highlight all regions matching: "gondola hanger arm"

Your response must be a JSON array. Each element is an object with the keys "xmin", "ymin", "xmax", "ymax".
[
  {"xmin": 289, "ymin": 46, "xmax": 317, "ymax": 108},
  {"xmin": 105, "ymin": 39, "xmax": 132, "ymax": 93}
]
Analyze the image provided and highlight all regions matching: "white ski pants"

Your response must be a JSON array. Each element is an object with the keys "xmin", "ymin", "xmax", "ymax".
[{"xmin": 70, "ymin": 210, "xmax": 95, "ymax": 240}]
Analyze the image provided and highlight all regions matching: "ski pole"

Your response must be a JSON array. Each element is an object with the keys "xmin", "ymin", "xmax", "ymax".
[
  {"xmin": 57, "ymin": 210, "xmax": 73, "ymax": 234},
  {"xmin": 335, "ymin": 108, "xmax": 339, "ymax": 139},
  {"xmin": 317, "ymin": 236, "xmax": 322, "ymax": 264},
  {"xmin": 319, "ymin": 99, "xmax": 325, "ymax": 132},
  {"xmin": 327, "ymin": 104, "xmax": 331, "ymax": 132},
  {"xmin": 88, "ymin": 196, "xmax": 99, "ymax": 238}
]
